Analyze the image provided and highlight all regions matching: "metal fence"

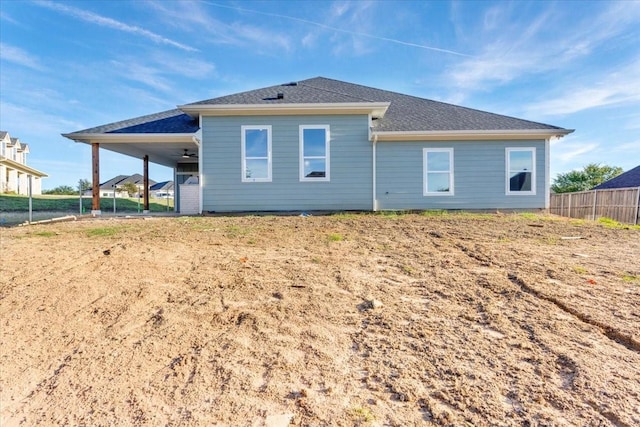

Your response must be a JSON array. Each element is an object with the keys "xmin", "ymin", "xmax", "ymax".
[{"xmin": 550, "ymin": 187, "xmax": 640, "ymax": 225}]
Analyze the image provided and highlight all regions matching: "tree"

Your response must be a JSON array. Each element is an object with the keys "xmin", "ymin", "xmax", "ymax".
[
  {"xmin": 120, "ymin": 182, "xmax": 139, "ymax": 197},
  {"xmin": 78, "ymin": 179, "xmax": 91, "ymax": 192},
  {"xmin": 551, "ymin": 163, "xmax": 623, "ymax": 193},
  {"xmin": 43, "ymin": 185, "xmax": 77, "ymax": 195}
]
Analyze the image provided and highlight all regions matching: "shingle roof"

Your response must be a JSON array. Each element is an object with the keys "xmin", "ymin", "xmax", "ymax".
[
  {"xmin": 185, "ymin": 77, "xmax": 567, "ymax": 132},
  {"xmin": 99, "ymin": 175, "xmax": 129, "ymax": 189},
  {"xmin": 72, "ymin": 109, "xmax": 199, "ymax": 134},
  {"xmin": 118, "ymin": 173, "xmax": 157, "ymax": 186},
  {"xmin": 150, "ymin": 180, "xmax": 174, "ymax": 191},
  {"xmin": 67, "ymin": 77, "xmax": 569, "ymax": 135},
  {"xmin": 593, "ymin": 165, "xmax": 640, "ymax": 190},
  {"xmin": 99, "ymin": 174, "xmax": 158, "ymax": 189}
]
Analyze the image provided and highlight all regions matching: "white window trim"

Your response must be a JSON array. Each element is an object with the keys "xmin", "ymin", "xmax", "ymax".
[
  {"xmin": 423, "ymin": 148, "xmax": 454, "ymax": 196},
  {"xmin": 241, "ymin": 125, "xmax": 272, "ymax": 183},
  {"xmin": 506, "ymin": 147, "xmax": 536, "ymax": 195},
  {"xmin": 299, "ymin": 124, "xmax": 330, "ymax": 182}
]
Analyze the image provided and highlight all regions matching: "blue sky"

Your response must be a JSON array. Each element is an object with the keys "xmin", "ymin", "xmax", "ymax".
[{"xmin": 1, "ymin": 0, "xmax": 639, "ymax": 190}]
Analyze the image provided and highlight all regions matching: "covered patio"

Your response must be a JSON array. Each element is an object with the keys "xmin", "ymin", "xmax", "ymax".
[{"xmin": 62, "ymin": 109, "xmax": 200, "ymax": 215}]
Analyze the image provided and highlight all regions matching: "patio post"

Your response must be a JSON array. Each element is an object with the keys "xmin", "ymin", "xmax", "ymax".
[
  {"xmin": 92, "ymin": 143, "xmax": 101, "ymax": 215},
  {"xmin": 143, "ymin": 155, "xmax": 150, "ymax": 213}
]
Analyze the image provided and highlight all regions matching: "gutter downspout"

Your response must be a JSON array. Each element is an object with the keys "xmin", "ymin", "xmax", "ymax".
[
  {"xmin": 195, "ymin": 121, "xmax": 203, "ymax": 215},
  {"xmin": 545, "ymin": 137, "xmax": 552, "ymax": 210},
  {"xmin": 372, "ymin": 132, "xmax": 378, "ymax": 212}
]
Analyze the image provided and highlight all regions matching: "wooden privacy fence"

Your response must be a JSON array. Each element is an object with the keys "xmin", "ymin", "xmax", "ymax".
[{"xmin": 550, "ymin": 187, "xmax": 640, "ymax": 225}]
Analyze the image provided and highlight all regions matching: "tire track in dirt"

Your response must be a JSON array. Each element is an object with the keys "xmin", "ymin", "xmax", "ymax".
[
  {"xmin": 507, "ymin": 273, "xmax": 640, "ymax": 354},
  {"xmin": 454, "ymin": 241, "xmax": 640, "ymax": 354}
]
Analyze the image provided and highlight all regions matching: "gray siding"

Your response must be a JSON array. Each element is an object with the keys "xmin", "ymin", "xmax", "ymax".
[
  {"xmin": 376, "ymin": 140, "xmax": 547, "ymax": 210},
  {"xmin": 201, "ymin": 115, "xmax": 372, "ymax": 211}
]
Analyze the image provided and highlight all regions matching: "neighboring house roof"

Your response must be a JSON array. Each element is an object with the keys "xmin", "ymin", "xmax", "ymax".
[
  {"xmin": 150, "ymin": 181, "xmax": 174, "ymax": 191},
  {"xmin": 118, "ymin": 173, "xmax": 157, "ymax": 186},
  {"xmin": 64, "ymin": 77, "xmax": 572, "ymax": 137},
  {"xmin": 0, "ymin": 131, "xmax": 47, "ymax": 177},
  {"xmin": 99, "ymin": 174, "xmax": 158, "ymax": 189},
  {"xmin": 592, "ymin": 165, "xmax": 640, "ymax": 190},
  {"xmin": 99, "ymin": 175, "xmax": 129, "ymax": 189}
]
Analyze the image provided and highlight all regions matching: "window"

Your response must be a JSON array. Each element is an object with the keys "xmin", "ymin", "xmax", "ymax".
[
  {"xmin": 506, "ymin": 148, "xmax": 536, "ymax": 195},
  {"xmin": 241, "ymin": 126, "xmax": 272, "ymax": 182},
  {"xmin": 423, "ymin": 148, "xmax": 454, "ymax": 195},
  {"xmin": 300, "ymin": 125, "xmax": 330, "ymax": 181}
]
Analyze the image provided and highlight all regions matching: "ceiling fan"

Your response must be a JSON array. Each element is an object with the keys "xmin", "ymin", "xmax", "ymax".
[{"xmin": 181, "ymin": 149, "xmax": 198, "ymax": 159}]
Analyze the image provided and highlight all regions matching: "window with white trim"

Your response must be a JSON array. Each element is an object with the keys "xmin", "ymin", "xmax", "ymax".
[
  {"xmin": 241, "ymin": 125, "xmax": 272, "ymax": 182},
  {"xmin": 300, "ymin": 125, "xmax": 330, "ymax": 181},
  {"xmin": 506, "ymin": 147, "xmax": 535, "ymax": 195},
  {"xmin": 423, "ymin": 148, "xmax": 454, "ymax": 195}
]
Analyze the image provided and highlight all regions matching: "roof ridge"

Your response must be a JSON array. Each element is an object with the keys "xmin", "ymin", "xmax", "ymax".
[
  {"xmin": 302, "ymin": 77, "xmax": 564, "ymax": 130},
  {"xmin": 297, "ymin": 77, "xmax": 378, "ymax": 103}
]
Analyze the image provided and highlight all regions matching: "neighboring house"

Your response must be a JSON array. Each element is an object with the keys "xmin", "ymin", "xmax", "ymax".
[
  {"xmin": 0, "ymin": 131, "xmax": 48, "ymax": 195},
  {"xmin": 150, "ymin": 180, "xmax": 174, "ymax": 198},
  {"xmin": 85, "ymin": 174, "xmax": 157, "ymax": 198},
  {"xmin": 63, "ymin": 77, "xmax": 573, "ymax": 214},
  {"xmin": 592, "ymin": 165, "xmax": 640, "ymax": 190}
]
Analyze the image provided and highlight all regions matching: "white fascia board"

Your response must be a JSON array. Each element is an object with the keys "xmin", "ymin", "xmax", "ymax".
[
  {"xmin": 62, "ymin": 133, "xmax": 195, "ymax": 144},
  {"xmin": 374, "ymin": 129, "xmax": 575, "ymax": 141},
  {"xmin": 178, "ymin": 102, "xmax": 390, "ymax": 118},
  {"xmin": 0, "ymin": 157, "xmax": 48, "ymax": 177}
]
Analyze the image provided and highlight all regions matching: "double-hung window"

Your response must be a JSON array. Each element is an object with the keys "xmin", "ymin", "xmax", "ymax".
[
  {"xmin": 423, "ymin": 148, "xmax": 454, "ymax": 196},
  {"xmin": 241, "ymin": 125, "xmax": 272, "ymax": 182},
  {"xmin": 506, "ymin": 148, "xmax": 535, "ymax": 195},
  {"xmin": 300, "ymin": 125, "xmax": 330, "ymax": 181}
]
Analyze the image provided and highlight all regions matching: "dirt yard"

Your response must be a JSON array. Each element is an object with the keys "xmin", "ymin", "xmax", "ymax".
[{"xmin": 1, "ymin": 213, "xmax": 639, "ymax": 426}]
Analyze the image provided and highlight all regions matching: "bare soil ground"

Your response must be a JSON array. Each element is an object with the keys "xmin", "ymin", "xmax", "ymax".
[{"xmin": 1, "ymin": 213, "xmax": 639, "ymax": 426}]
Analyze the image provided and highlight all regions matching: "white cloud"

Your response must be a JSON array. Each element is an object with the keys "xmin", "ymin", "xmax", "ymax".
[
  {"xmin": 553, "ymin": 141, "xmax": 600, "ymax": 164},
  {"xmin": 525, "ymin": 60, "xmax": 640, "ymax": 116},
  {"xmin": 0, "ymin": 43, "xmax": 45, "ymax": 71},
  {"xmin": 146, "ymin": 0, "xmax": 292, "ymax": 52},
  {"xmin": 615, "ymin": 140, "xmax": 640, "ymax": 152},
  {"xmin": 0, "ymin": 101, "xmax": 84, "ymax": 136},
  {"xmin": 0, "ymin": 10, "xmax": 19, "ymax": 25},
  {"xmin": 33, "ymin": 0, "xmax": 197, "ymax": 52},
  {"xmin": 158, "ymin": 56, "xmax": 215, "ymax": 79},
  {"xmin": 105, "ymin": 52, "xmax": 215, "ymax": 96},
  {"xmin": 109, "ymin": 60, "xmax": 173, "ymax": 93},
  {"xmin": 447, "ymin": 1, "xmax": 640, "ymax": 91},
  {"xmin": 187, "ymin": 0, "xmax": 471, "ymax": 57}
]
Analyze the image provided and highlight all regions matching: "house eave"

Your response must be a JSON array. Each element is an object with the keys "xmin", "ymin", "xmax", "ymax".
[
  {"xmin": 61, "ymin": 133, "xmax": 196, "ymax": 144},
  {"xmin": 373, "ymin": 129, "xmax": 575, "ymax": 141},
  {"xmin": 178, "ymin": 102, "xmax": 391, "ymax": 118},
  {"xmin": 0, "ymin": 156, "xmax": 48, "ymax": 177}
]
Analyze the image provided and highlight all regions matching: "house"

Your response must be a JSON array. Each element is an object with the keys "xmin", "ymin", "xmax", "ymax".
[
  {"xmin": 150, "ymin": 180, "xmax": 174, "ymax": 198},
  {"xmin": 592, "ymin": 165, "xmax": 640, "ymax": 190},
  {"xmin": 63, "ymin": 77, "xmax": 573, "ymax": 214},
  {"xmin": 86, "ymin": 174, "xmax": 157, "ymax": 198},
  {"xmin": 0, "ymin": 131, "xmax": 48, "ymax": 195}
]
